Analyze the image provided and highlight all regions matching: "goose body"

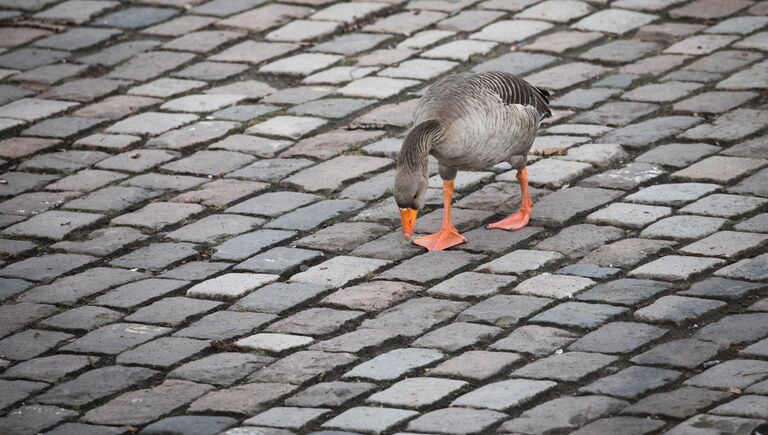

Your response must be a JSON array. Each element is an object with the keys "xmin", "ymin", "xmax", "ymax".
[
  {"xmin": 414, "ymin": 71, "xmax": 551, "ymax": 171},
  {"xmin": 395, "ymin": 71, "xmax": 551, "ymax": 251}
]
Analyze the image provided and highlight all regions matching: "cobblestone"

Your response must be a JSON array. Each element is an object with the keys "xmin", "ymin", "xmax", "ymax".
[
  {"xmin": 344, "ymin": 348, "xmax": 442, "ymax": 381},
  {"xmin": 169, "ymin": 353, "xmax": 274, "ymax": 387},
  {"xmin": 505, "ymin": 396, "xmax": 630, "ymax": 433},
  {"xmin": 407, "ymin": 407, "xmax": 507, "ymax": 434},
  {"xmin": 322, "ymin": 406, "xmax": 418, "ymax": 434},
  {"xmin": 452, "ymin": 378, "xmax": 556, "ymax": 411},
  {"xmin": 284, "ymin": 381, "xmax": 375, "ymax": 408},
  {"xmin": 249, "ymin": 350, "xmax": 357, "ymax": 385},
  {"xmin": 0, "ymin": 1, "xmax": 766, "ymax": 433},
  {"xmin": 695, "ymin": 313, "xmax": 768, "ymax": 347},
  {"xmin": 513, "ymin": 351, "xmax": 616, "ymax": 381},
  {"xmin": 83, "ymin": 380, "xmax": 212, "ymax": 426},
  {"xmin": 569, "ymin": 322, "xmax": 667, "ymax": 354},
  {"xmin": 191, "ymin": 383, "xmax": 295, "ymax": 414},
  {"xmin": 369, "ymin": 377, "xmax": 467, "ymax": 409},
  {"xmin": 531, "ymin": 301, "xmax": 627, "ymax": 329}
]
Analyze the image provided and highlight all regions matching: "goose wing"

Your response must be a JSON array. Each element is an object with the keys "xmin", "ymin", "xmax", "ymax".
[{"xmin": 472, "ymin": 71, "xmax": 552, "ymax": 119}]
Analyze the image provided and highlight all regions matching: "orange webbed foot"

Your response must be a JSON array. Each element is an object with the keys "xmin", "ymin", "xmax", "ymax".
[
  {"xmin": 413, "ymin": 226, "xmax": 466, "ymax": 251},
  {"xmin": 487, "ymin": 210, "xmax": 530, "ymax": 231}
]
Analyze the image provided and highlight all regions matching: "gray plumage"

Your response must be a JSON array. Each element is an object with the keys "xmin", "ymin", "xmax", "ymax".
[{"xmin": 395, "ymin": 71, "xmax": 550, "ymax": 210}]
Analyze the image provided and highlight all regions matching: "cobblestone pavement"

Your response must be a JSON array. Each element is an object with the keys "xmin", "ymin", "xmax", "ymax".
[{"xmin": 0, "ymin": 0, "xmax": 767, "ymax": 434}]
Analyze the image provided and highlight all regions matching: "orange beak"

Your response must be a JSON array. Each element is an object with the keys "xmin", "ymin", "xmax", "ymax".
[{"xmin": 400, "ymin": 208, "xmax": 418, "ymax": 240}]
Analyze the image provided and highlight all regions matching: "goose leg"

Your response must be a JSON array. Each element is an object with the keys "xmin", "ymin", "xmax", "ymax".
[
  {"xmin": 413, "ymin": 180, "xmax": 466, "ymax": 251},
  {"xmin": 488, "ymin": 166, "xmax": 532, "ymax": 230}
]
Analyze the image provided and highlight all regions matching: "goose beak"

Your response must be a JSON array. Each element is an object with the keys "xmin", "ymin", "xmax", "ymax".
[{"xmin": 400, "ymin": 208, "xmax": 418, "ymax": 240}]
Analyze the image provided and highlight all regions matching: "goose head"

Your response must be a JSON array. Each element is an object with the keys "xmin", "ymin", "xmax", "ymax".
[
  {"xmin": 395, "ymin": 165, "xmax": 427, "ymax": 240},
  {"xmin": 394, "ymin": 119, "xmax": 442, "ymax": 240}
]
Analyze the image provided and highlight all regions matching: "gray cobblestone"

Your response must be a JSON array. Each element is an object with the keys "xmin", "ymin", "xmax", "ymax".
[
  {"xmin": 361, "ymin": 297, "xmax": 469, "ymax": 337},
  {"xmin": 1, "ymin": 354, "xmax": 94, "ymax": 383},
  {"xmin": 0, "ymin": 404, "xmax": 78, "ymax": 434},
  {"xmin": 35, "ymin": 365, "xmax": 158, "ymax": 407},
  {"xmin": 235, "ymin": 282, "xmax": 331, "ymax": 314},
  {"xmin": 624, "ymin": 387, "xmax": 732, "ymax": 419},
  {"xmin": 175, "ymin": 311, "xmax": 276, "ymax": 341},
  {"xmin": 430, "ymin": 350, "xmax": 521, "ymax": 382},
  {"xmin": 93, "ymin": 278, "xmax": 189, "ymax": 309},
  {"xmin": 694, "ymin": 313, "xmax": 768, "ymax": 347},
  {"xmin": 169, "ymin": 352, "xmax": 274, "ymax": 387},
  {"xmin": 629, "ymin": 255, "xmax": 726, "ymax": 281},
  {"xmin": 532, "ymin": 301, "xmax": 627, "ymax": 329},
  {"xmin": 344, "ymin": 348, "xmax": 443, "ymax": 381},
  {"xmin": 369, "ymin": 377, "xmax": 467, "ymax": 409},
  {"xmin": 250, "ymin": 350, "xmax": 357, "ymax": 385},
  {"xmin": 323, "ymin": 406, "xmax": 418, "ymax": 434},
  {"xmin": 284, "ymin": 381, "xmax": 376, "ymax": 408},
  {"xmin": 570, "ymin": 322, "xmax": 667, "ymax": 354},
  {"xmin": 576, "ymin": 278, "xmax": 672, "ymax": 306},
  {"xmin": 500, "ymin": 395, "xmax": 629, "ymax": 433},
  {"xmin": 1, "ymin": 1, "xmax": 767, "ymax": 431},
  {"xmin": 412, "ymin": 322, "xmax": 501, "ymax": 352},
  {"xmin": 631, "ymin": 338, "xmax": 720, "ymax": 369},
  {"xmin": 452, "ymin": 378, "xmax": 556, "ymax": 411}
]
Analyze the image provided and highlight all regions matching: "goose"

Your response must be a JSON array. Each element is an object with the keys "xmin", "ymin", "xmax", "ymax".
[{"xmin": 395, "ymin": 71, "xmax": 551, "ymax": 251}]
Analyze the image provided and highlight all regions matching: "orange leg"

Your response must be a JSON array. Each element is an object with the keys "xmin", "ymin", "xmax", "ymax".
[
  {"xmin": 488, "ymin": 167, "xmax": 532, "ymax": 230},
  {"xmin": 413, "ymin": 180, "xmax": 466, "ymax": 251}
]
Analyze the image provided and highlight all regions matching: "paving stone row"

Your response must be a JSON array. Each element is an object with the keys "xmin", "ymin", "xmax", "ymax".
[{"xmin": 0, "ymin": 0, "xmax": 767, "ymax": 434}]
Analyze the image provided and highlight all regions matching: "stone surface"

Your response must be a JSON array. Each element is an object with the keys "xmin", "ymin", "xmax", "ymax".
[
  {"xmin": 187, "ymin": 273, "xmax": 278, "ymax": 300},
  {"xmin": 531, "ymin": 301, "xmax": 627, "ymax": 329},
  {"xmin": 451, "ymin": 378, "xmax": 557, "ymax": 411},
  {"xmin": 569, "ymin": 322, "xmax": 667, "ymax": 354},
  {"xmin": 581, "ymin": 365, "xmax": 681, "ymax": 398},
  {"xmin": 234, "ymin": 282, "xmax": 331, "ymax": 314},
  {"xmin": 368, "ymin": 377, "xmax": 467, "ymax": 409},
  {"xmin": 237, "ymin": 333, "xmax": 314, "ymax": 353},
  {"xmin": 360, "ymin": 297, "xmax": 468, "ymax": 338},
  {"xmin": 344, "ymin": 348, "xmax": 443, "ymax": 381},
  {"xmin": 641, "ymin": 215, "xmax": 727, "ymax": 240},
  {"xmin": 34, "ymin": 365, "xmax": 158, "ymax": 407},
  {"xmin": 457, "ymin": 295, "xmax": 552, "ymax": 327},
  {"xmin": 532, "ymin": 187, "xmax": 624, "ymax": 227},
  {"xmin": 323, "ymin": 280, "xmax": 421, "ymax": 311},
  {"xmin": 4, "ymin": 211, "xmax": 104, "ymax": 241},
  {"xmin": 500, "ymin": 396, "xmax": 629, "ymax": 433},
  {"xmin": 0, "ymin": 404, "xmax": 78, "ymax": 434},
  {"xmin": 629, "ymin": 255, "xmax": 726, "ymax": 281},
  {"xmin": 426, "ymin": 272, "xmax": 515, "ymax": 299},
  {"xmin": 266, "ymin": 307, "xmax": 365, "ymax": 336},
  {"xmin": 430, "ymin": 350, "xmax": 522, "ymax": 382},
  {"xmin": 694, "ymin": 313, "xmax": 768, "ymax": 347},
  {"xmin": 572, "ymin": 9, "xmax": 656, "ymax": 34},
  {"xmin": 631, "ymin": 338, "xmax": 721, "ymax": 369},
  {"xmin": 412, "ymin": 322, "xmax": 501, "ymax": 352},
  {"xmin": 284, "ymin": 381, "xmax": 376, "ymax": 407},
  {"xmin": 407, "ymin": 407, "xmax": 508, "ymax": 435},
  {"xmin": 83, "ymin": 380, "xmax": 213, "ymax": 425},
  {"xmin": 625, "ymin": 387, "xmax": 730, "ymax": 419},
  {"xmin": 377, "ymin": 250, "xmax": 484, "ymax": 284},
  {"xmin": 0, "ymin": 1, "xmax": 765, "ymax": 431},
  {"xmin": 249, "ymin": 350, "xmax": 357, "ymax": 385},
  {"xmin": 514, "ymin": 274, "xmax": 595, "ymax": 299},
  {"xmin": 716, "ymin": 254, "xmax": 768, "ymax": 282},
  {"xmin": 576, "ymin": 278, "xmax": 672, "ymax": 305},
  {"xmin": 513, "ymin": 351, "xmax": 617, "ymax": 381},
  {"xmin": 169, "ymin": 353, "xmax": 274, "ymax": 387},
  {"xmin": 291, "ymin": 255, "xmax": 389, "ymax": 287},
  {"xmin": 323, "ymin": 407, "xmax": 419, "ymax": 433}
]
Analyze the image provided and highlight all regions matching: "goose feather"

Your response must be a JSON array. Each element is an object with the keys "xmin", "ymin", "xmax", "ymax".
[{"xmin": 412, "ymin": 71, "xmax": 551, "ymax": 171}]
